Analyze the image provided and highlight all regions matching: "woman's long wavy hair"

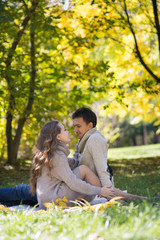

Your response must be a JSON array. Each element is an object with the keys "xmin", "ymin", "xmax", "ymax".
[{"xmin": 30, "ymin": 120, "xmax": 61, "ymax": 194}]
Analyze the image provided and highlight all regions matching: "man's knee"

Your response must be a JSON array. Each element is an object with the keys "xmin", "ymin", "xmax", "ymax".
[
  {"xmin": 79, "ymin": 165, "xmax": 89, "ymax": 172},
  {"xmin": 79, "ymin": 165, "xmax": 91, "ymax": 179},
  {"xmin": 78, "ymin": 165, "xmax": 86, "ymax": 179}
]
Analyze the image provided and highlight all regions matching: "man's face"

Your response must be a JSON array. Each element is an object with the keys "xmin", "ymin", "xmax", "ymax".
[{"xmin": 73, "ymin": 117, "xmax": 93, "ymax": 139}]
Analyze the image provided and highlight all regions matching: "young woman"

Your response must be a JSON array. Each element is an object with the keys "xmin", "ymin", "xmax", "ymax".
[{"xmin": 30, "ymin": 121, "xmax": 115, "ymax": 209}]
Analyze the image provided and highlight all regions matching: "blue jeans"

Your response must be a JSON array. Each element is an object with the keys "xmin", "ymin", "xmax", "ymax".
[{"xmin": 0, "ymin": 184, "xmax": 38, "ymax": 206}]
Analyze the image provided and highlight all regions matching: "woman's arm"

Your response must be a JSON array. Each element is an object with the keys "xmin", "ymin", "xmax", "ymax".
[
  {"xmin": 54, "ymin": 153, "xmax": 101, "ymax": 196},
  {"xmin": 113, "ymin": 188, "xmax": 148, "ymax": 201},
  {"xmin": 67, "ymin": 158, "xmax": 79, "ymax": 170}
]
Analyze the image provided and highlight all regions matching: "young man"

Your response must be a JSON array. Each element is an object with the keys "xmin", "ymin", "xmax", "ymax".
[
  {"xmin": 0, "ymin": 107, "xmax": 145, "ymax": 206},
  {"xmin": 71, "ymin": 107, "xmax": 114, "ymax": 187},
  {"xmin": 69, "ymin": 108, "xmax": 146, "ymax": 202}
]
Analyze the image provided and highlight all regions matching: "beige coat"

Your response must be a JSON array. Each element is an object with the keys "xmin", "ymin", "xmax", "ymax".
[
  {"xmin": 78, "ymin": 128, "xmax": 114, "ymax": 187},
  {"xmin": 36, "ymin": 144, "xmax": 101, "ymax": 209}
]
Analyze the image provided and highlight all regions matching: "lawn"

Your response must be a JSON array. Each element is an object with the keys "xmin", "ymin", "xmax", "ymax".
[
  {"xmin": 0, "ymin": 144, "xmax": 160, "ymax": 240},
  {"xmin": 108, "ymin": 143, "xmax": 160, "ymax": 160}
]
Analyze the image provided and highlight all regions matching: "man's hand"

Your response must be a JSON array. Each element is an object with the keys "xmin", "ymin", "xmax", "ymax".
[{"xmin": 100, "ymin": 185, "xmax": 115, "ymax": 200}]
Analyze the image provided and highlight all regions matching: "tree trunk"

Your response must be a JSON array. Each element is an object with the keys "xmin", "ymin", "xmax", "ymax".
[
  {"xmin": 143, "ymin": 122, "xmax": 148, "ymax": 145},
  {"xmin": 6, "ymin": 110, "xmax": 14, "ymax": 164},
  {"xmin": 131, "ymin": 135, "xmax": 137, "ymax": 146},
  {"xmin": 5, "ymin": 0, "xmax": 38, "ymax": 165},
  {"xmin": 8, "ymin": 118, "xmax": 30, "ymax": 165}
]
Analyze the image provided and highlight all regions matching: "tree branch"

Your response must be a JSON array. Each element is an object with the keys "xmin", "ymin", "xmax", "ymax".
[
  {"xmin": 123, "ymin": 0, "xmax": 160, "ymax": 84},
  {"xmin": 151, "ymin": 0, "xmax": 160, "ymax": 57},
  {"xmin": 21, "ymin": 0, "xmax": 29, "ymax": 11},
  {"xmin": 5, "ymin": 0, "xmax": 39, "ymax": 85},
  {"xmin": 5, "ymin": 15, "xmax": 30, "ymax": 75},
  {"xmin": 104, "ymin": 35, "xmax": 133, "ymax": 51},
  {"xmin": 137, "ymin": 0, "xmax": 155, "ymax": 28}
]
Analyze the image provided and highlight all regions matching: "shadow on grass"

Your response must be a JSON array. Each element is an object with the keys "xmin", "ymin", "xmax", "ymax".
[
  {"xmin": 109, "ymin": 156, "xmax": 160, "ymax": 174},
  {"xmin": 108, "ymin": 157, "xmax": 160, "ymax": 203},
  {"xmin": 0, "ymin": 165, "xmax": 30, "ymax": 188},
  {"xmin": 0, "ymin": 157, "xmax": 160, "ymax": 203}
]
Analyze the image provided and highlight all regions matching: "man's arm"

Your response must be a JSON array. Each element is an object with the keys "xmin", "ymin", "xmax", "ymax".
[
  {"xmin": 67, "ymin": 142, "xmax": 80, "ymax": 170},
  {"xmin": 88, "ymin": 134, "xmax": 112, "ymax": 187}
]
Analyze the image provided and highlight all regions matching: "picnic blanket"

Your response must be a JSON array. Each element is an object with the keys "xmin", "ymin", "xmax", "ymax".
[
  {"xmin": 1, "ymin": 196, "xmax": 124, "ymax": 213},
  {"xmin": 4, "ymin": 196, "xmax": 108, "ymax": 212}
]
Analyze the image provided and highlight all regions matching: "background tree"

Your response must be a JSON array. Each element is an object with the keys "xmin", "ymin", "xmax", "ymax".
[
  {"xmin": 1, "ymin": 0, "xmax": 40, "ymax": 164},
  {"xmin": 87, "ymin": 0, "xmax": 160, "ymax": 142},
  {"xmin": 103, "ymin": 0, "xmax": 160, "ymax": 83},
  {"xmin": 0, "ymin": 0, "xmax": 115, "ymax": 165}
]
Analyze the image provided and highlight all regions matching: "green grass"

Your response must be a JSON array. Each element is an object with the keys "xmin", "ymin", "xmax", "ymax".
[
  {"xmin": 0, "ymin": 144, "xmax": 160, "ymax": 240},
  {"xmin": 0, "ymin": 204, "xmax": 160, "ymax": 240},
  {"xmin": 108, "ymin": 143, "xmax": 160, "ymax": 160}
]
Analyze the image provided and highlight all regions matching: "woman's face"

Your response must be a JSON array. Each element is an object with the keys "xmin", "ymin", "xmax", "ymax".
[{"xmin": 56, "ymin": 122, "xmax": 70, "ymax": 144}]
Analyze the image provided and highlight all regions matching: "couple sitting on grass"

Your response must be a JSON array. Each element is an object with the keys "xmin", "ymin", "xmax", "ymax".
[{"xmin": 0, "ymin": 108, "xmax": 147, "ymax": 209}]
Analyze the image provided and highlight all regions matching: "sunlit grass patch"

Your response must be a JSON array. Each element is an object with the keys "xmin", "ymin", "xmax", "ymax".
[{"xmin": 108, "ymin": 143, "xmax": 160, "ymax": 160}]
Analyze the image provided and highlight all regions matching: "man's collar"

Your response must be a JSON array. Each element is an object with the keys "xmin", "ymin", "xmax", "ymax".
[{"xmin": 78, "ymin": 127, "xmax": 97, "ymax": 153}]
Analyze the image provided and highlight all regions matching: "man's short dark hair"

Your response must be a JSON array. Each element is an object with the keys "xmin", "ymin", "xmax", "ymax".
[{"xmin": 72, "ymin": 107, "xmax": 97, "ymax": 127}]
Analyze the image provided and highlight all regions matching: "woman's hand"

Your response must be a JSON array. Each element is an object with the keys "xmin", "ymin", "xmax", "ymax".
[{"xmin": 100, "ymin": 186, "xmax": 115, "ymax": 200}]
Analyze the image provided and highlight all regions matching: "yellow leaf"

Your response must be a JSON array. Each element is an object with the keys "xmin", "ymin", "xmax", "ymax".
[
  {"xmin": 55, "ymin": 197, "xmax": 69, "ymax": 208},
  {"xmin": 67, "ymin": 197, "xmax": 122, "ymax": 212},
  {"xmin": 44, "ymin": 202, "xmax": 55, "ymax": 209},
  {"xmin": 110, "ymin": 196, "xmax": 124, "ymax": 201},
  {"xmin": 77, "ymin": 198, "xmax": 91, "ymax": 207},
  {"xmin": 0, "ymin": 204, "xmax": 11, "ymax": 212},
  {"xmin": 36, "ymin": 209, "xmax": 46, "ymax": 213},
  {"xmin": 62, "ymin": 196, "xmax": 69, "ymax": 203}
]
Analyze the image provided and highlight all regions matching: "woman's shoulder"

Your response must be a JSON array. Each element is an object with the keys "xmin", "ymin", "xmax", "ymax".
[
  {"xmin": 51, "ymin": 145, "xmax": 69, "ymax": 166},
  {"xmin": 56, "ymin": 144, "xmax": 70, "ymax": 155},
  {"xmin": 54, "ymin": 150, "xmax": 66, "ymax": 159},
  {"xmin": 52, "ymin": 151, "xmax": 68, "ymax": 170}
]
